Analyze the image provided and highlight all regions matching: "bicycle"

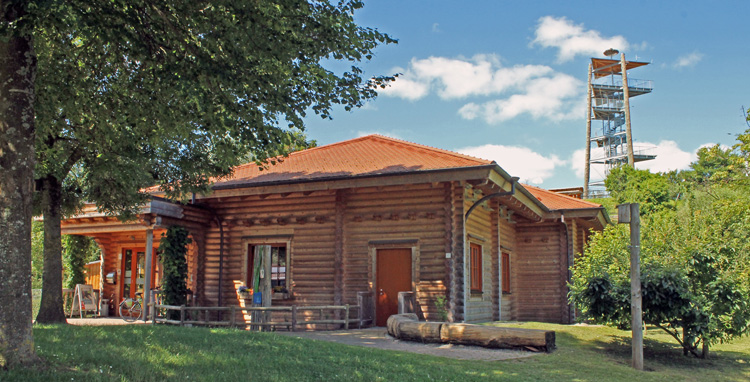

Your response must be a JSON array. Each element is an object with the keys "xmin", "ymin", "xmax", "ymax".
[{"xmin": 119, "ymin": 292, "xmax": 143, "ymax": 322}]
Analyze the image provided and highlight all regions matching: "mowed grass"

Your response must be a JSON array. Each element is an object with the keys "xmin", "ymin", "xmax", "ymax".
[{"xmin": 4, "ymin": 322, "xmax": 748, "ymax": 381}]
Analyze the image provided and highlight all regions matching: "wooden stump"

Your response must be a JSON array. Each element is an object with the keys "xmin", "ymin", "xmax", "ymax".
[
  {"xmin": 386, "ymin": 313, "xmax": 418, "ymax": 339},
  {"xmin": 395, "ymin": 320, "xmax": 442, "ymax": 343}
]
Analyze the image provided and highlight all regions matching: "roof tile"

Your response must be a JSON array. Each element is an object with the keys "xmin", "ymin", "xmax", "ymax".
[
  {"xmin": 523, "ymin": 184, "xmax": 602, "ymax": 210},
  {"xmin": 214, "ymin": 134, "xmax": 492, "ymax": 188}
]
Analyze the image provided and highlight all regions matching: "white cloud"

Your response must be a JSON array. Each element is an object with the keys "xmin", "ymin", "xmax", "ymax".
[
  {"xmin": 380, "ymin": 73, "xmax": 430, "ymax": 101},
  {"xmin": 457, "ymin": 144, "xmax": 565, "ymax": 185},
  {"xmin": 636, "ymin": 140, "xmax": 695, "ymax": 172},
  {"xmin": 532, "ymin": 16, "xmax": 630, "ymax": 62},
  {"xmin": 672, "ymin": 51, "xmax": 704, "ymax": 68},
  {"xmin": 432, "ymin": 23, "xmax": 440, "ymax": 33},
  {"xmin": 383, "ymin": 55, "xmax": 554, "ymax": 100},
  {"xmin": 380, "ymin": 55, "xmax": 584, "ymax": 123},
  {"xmin": 570, "ymin": 140, "xmax": 700, "ymax": 181},
  {"xmin": 460, "ymin": 73, "xmax": 584, "ymax": 122},
  {"xmin": 570, "ymin": 148, "xmax": 589, "ymax": 179}
]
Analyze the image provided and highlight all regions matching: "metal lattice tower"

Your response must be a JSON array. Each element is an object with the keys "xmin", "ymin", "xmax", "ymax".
[{"xmin": 583, "ymin": 50, "xmax": 655, "ymax": 198}]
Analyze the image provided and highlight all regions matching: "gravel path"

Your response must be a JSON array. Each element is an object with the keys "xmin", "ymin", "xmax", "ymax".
[
  {"xmin": 66, "ymin": 317, "xmax": 147, "ymax": 326},
  {"xmin": 275, "ymin": 327, "xmax": 538, "ymax": 361}
]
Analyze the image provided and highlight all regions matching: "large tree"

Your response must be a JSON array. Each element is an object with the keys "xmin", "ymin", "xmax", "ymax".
[
  {"xmin": 0, "ymin": 1, "xmax": 39, "ymax": 368},
  {"xmin": 2, "ymin": 0, "xmax": 395, "ymax": 366},
  {"xmin": 33, "ymin": 0, "xmax": 395, "ymax": 324}
]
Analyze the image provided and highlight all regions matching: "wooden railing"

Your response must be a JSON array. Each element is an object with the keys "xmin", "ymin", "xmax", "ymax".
[
  {"xmin": 150, "ymin": 291, "xmax": 375, "ymax": 331},
  {"xmin": 150, "ymin": 303, "xmax": 367, "ymax": 331}
]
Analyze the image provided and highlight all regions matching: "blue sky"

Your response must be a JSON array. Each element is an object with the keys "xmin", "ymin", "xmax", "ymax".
[{"xmin": 304, "ymin": 1, "xmax": 750, "ymax": 189}]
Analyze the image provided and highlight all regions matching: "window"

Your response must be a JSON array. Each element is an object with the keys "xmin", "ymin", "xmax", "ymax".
[
  {"xmin": 246, "ymin": 244, "xmax": 288, "ymax": 292},
  {"xmin": 270, "ymin": 245, "xmax": 287, "ymax": 291},
  {"xmin": 470, "ymin": 243, "xmax": 482, "ymax": 292},
  {"xmin": 502, "ymin": 252, "xmax": 511, "ymax": 293}
]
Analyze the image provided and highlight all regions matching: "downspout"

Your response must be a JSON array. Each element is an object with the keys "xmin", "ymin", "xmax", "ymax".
[
  {"xmin": 214, "ymin": 214, "xmax": 224, "ymax": 309},
  {"xmin": 560, "ymin": 212, "xmax": 573, "ymax": 323}
]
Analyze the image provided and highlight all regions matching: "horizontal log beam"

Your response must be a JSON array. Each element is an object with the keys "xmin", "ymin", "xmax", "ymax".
[{"xmin": 386, "ymin": 314, "xmax": 555, "ymax": 352}]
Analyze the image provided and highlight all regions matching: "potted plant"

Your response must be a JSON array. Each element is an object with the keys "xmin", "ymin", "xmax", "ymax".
[
  {"xmin": 237, "ymin": 285, "xmax": 251, "ymax": 299},
  {"xmin": 271, "ymin": 286, "xmax": 289, "ymax": 300}
]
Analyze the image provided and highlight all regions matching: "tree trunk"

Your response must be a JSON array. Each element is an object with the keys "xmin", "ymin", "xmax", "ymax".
[
  {"xmin": 0, "ymin": 1, "xmax": 39, "ymax": 367},
  {"xmin": 702, "ymin": 339, "xmax": 709, "ymax": 359},
  {"xmin": 35, "ymin": 176, "xmax": 67, "ymax": 323}
]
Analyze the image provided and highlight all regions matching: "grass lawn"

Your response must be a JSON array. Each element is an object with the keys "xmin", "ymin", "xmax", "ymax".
[{"xmin": 3, "ymin": 322, "xmax": 748, "ymax": 381}]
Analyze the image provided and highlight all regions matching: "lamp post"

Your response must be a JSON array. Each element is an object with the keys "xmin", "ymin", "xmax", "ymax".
[{"xmin": 618, "ymin": 203, "xmax": 643, "ymax": 370}]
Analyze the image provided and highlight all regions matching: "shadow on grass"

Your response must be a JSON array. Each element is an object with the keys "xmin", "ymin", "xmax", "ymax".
[
  {"xmin": 16, "ymin": 324, "xmax": 526, "ymax": 382},
  {"xmin": 586, "ymin": 329, "xmax": 750, "ymax": 375},
  {"xmin": 8, "ymin": 323, "xmax": 748, "ymax": 382}
]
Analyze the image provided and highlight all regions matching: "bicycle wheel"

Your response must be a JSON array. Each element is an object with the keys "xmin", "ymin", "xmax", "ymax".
[
  {"xmin": 119, "ymin": 300, "xmax": 141, "ymax": 322},
  {"xmin": 130, "ymin": 301, "xmax": 143, "ymax": 321}
]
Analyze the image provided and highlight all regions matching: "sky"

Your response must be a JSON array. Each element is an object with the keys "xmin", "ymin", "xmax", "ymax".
[{"xmin": 303, "ymin": 1, "xmax": 750, "ymax": 189}]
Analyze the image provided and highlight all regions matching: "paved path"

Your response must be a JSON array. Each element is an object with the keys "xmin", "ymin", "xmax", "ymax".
[{"xmin": 276, "ymin": 327, "xmax": 537, "ymax": 361}]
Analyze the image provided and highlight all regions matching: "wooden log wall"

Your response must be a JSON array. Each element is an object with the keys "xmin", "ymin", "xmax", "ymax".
[
  {"xmin": 202, "ymin": 192, "xmax": 337, "ymax": 310},
  {"xmin": 491, "ymin": 200, "xmax": 500, "ymax": 321},
  {"xmin": 499, "ymin": 214, "xmax": 516, "ymax": 321},
  {"xmin": 448, "ymin": 182, "xmax": 465, "ymax": 322},
  {"xmin": 200, "ymin": 182, "xmax": 453, "ymax": 325},
  {"xmin": 344, "ymin": 183, "xmax": 449, "ymax": 322},
  {"xmin": 464, "ymin": 186, "xmax": 494, "ymax": 323},
  {"xmin": 514, "ymin": 223, "xmax": 569, "ymax": 323}
]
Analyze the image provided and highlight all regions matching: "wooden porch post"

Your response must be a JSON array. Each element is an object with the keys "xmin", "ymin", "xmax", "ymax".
[
  {"xmin": 262, "ymin": 245, "xmax": 272, "ymax": 330},
  {"xmin": 144, "ymin": 229, "xmax": 153, "ymax": 323}
]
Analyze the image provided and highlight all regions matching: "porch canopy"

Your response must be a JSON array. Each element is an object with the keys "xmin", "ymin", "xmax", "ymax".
[{"xmin": 61, "ymin": 197, "xmax": 211, "ymax": 320}]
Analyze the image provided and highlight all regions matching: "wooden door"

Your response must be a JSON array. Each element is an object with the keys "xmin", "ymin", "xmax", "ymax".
[
  {"xmin": 121, "ymin": 248, "xmax": 158, "ymax": 300},
  {"xmin": 376, "ymin": 248, "xmax": 412, "ymax": 326}
]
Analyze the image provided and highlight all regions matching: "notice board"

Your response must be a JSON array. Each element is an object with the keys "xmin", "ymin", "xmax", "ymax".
[{"xmin": 70, "ymin": 284, "xmax": 98, "ymax": 318}]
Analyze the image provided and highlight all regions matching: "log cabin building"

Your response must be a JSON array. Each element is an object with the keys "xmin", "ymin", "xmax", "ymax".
[{"xmin": 61, "ymin": 135, "xmax": 608, "ymax": 325}]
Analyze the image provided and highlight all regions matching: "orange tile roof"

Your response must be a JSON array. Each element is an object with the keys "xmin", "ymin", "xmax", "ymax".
[
  {"xmin": 523, "ymin": 184, "xmax": 603, "ymax": 210},
  {"xmin": 213, "ymin": 135, "xmax": 493, "ymax": 188}
]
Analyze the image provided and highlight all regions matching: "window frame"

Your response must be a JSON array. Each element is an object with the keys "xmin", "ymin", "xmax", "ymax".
[
  {"xmin": 469, "ymin": 243, "xmax": 483, "ymax": 293},
  {"xmin": 501, "ymin": 252, "xmax": 511, "ymax": 294},
  {"xmin": 243, "ymin": 237, "xmax": 293, "ymax": 296}
]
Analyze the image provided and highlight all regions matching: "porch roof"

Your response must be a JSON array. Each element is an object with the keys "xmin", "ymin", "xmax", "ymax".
[{"xmin": 61, "ymin": 197, "xmax": 211, "ymax": 236}]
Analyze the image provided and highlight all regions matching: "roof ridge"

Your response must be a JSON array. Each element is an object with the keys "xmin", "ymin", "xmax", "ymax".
[
  {"xmin": 232, "ymin": 134, "xmax": 491, "ymax": 172},
  {"xmin": 365, "ymin": 134, "xmax": 493, "ymax": 164},
  {"xmin": 229, "ymin": 135, "xmax": 375, "ymax": 172}
]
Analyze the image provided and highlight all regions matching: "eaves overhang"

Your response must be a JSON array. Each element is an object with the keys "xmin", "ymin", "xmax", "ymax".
[
  {"xmin": 205, "ymin": 164, "xmax": 499, "ymax": 198},
  {"xmin": 546, "ymin": 207, "xmax": 611, "ymax": 229},
  {"xmin": 487, "ymin": 164, "xmax": 548, "ymax": 220}
]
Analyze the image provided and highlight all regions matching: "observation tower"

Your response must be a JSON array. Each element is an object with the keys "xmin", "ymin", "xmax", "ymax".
[{"xmin": 583, "ymin": 49, "xmax": 654, "ymax": 198}]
